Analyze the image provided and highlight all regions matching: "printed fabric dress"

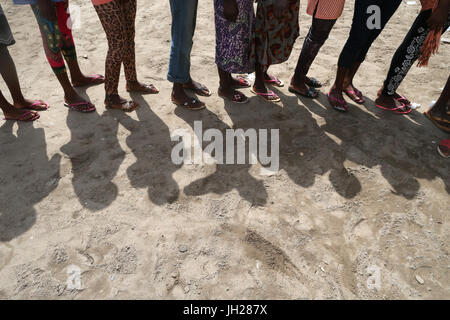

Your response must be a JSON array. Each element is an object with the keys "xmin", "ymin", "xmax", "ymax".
[
  {"xmin": 252, "ymin": 0, "xmax": 300, "ymax": 70},
  {"xmin": 214, "ymin": 0, "xmax": 255, "ymax": 74},
  {"xmin": 0, "ymin": 4, "xmax": 15, "ymax": 47}
]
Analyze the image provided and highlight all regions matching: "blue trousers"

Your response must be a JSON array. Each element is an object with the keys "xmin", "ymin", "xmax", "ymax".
[{"xmin": 167, "ymin": 0, "xmax": 198, "ymax": 83}]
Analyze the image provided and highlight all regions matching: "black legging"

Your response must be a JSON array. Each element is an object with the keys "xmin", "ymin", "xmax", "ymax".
[
  {"xmin": 338, "ymin": 0, "xmax": 402, "ymax": 68},
  {"xmin": 294, "ymin": 16, "xmax": 336, "ymax": 77},
  {"xmin": 382, "ymin": 10, "xmax": 450, "ymax": 96}
]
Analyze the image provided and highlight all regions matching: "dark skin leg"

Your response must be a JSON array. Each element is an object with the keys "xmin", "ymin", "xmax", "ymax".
[
  {"xmin": 55, "ymin": 71, "xmax": 89, "ymax": 106},
  {"xmin": 171, "ymin": 82, "xmax": 205, "ymax": 109},
  {"xmin": 66, "ymin": 59, "xmax": 104, "ymax": 87},
  {"xmin": 217, "ymin": 67, "xmax": 247, "ymax": 102},
  {"xmin": 329, "ymin": 66, "xmax": 347, "ymax": 102},
  {"xmin": 0, "ymin": 47, "xmax": 47, "ymax": 110},
  {"xmin": 254, "ymin": 63, "xmax": 268, "ymax": 94},
  {"xmin": 105, "ymin": 93, "xmax": 138, "ymax": 111},
  {"xmin": 290, "ymin": 69, "xmax": 309, "ymax": 95},
  {"xmin": 430, "ymin": 75, "xmax": 450, "ymax": 119},
  {"xmin": 0, "ymin": 91, "xmax": 38, "ymax": 120},
  {"xmin": 126, "ymin": 80, "xmax": 159, "ymax": 94},
  {"xmin": 342, "ymin": 61, "xmax": 364, "ymax": 101},
  {"xmin": 182, "ymin": 78, "xmax": 211, "ymax": 96},
  {"xmin": 375, "ymin": 92, "xmax": 407, "ymax": 110}
]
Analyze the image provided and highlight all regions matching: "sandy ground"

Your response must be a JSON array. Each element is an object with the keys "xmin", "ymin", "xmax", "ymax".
[{"xmin": 0, "ymin": 0, "xmax": 449, "ymax": 300}]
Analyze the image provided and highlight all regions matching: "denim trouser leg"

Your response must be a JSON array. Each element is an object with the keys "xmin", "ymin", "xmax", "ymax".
[{"xmin": 167, "ymin": 0, "xmax": 198, "ymax": 83}]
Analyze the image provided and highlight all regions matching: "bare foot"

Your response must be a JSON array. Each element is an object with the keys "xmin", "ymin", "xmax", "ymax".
[
  {"xmin": 183, "ymin": 79, "xmax": 211, "ymax": 97},
  {"xmin": 14, "ymin": 98, "xmax": 49, "ymax": 111},
  {"xmin": 72, "ymin": 74, "xmax": 105, "ymax": 87},
  {"xmin": 126, "ymin": 80, "xmax": 159, "ymax": 94},
  {"xmin": 2, "ymin": 103, "xmax": 40, "ymax": 121},
  {"xmin": 105, "ymin": 94, "xmax": 139, "ymax": 112}
]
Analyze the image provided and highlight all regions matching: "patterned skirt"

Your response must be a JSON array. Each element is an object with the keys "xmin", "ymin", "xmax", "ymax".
[
  {"xmin": 214, "ymin": 0, "xmax": 255, "ymax": 74},
  {"xmin": 0, "ymin": 4, "xmax": 15, "ymax": 47},
  {"xmin": 252, "ymin": 0, "xmax": 300, "ymax": 70}
]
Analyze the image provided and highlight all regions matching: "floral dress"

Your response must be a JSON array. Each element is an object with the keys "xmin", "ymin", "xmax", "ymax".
[
  {"xmin": 214, "ymin": 0, "xmax": 255, "ymax": 74},
  {"xmin": 252, "ymin": 0, "xmax": 301, "ymax": 71}
]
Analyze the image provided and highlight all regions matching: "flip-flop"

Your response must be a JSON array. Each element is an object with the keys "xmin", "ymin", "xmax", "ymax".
[
  {"xmin": 344, "ymin": 88, "xmax": 365, "ymax": 104},
  {"xmin": 126, "ymin": 83, "xmax": 159, "ymax": 94},
  {"xmin": 437, "ymin": 139, "xmax": 450, "ymax": 158},
  {"xmin": 105, "ymin": 100, "xmax": 139, "ymax": 113},
  {"xmin": 4, "ymin": 110, "xmax": 40, "ymax": 122},
  {"xmin": 327, "ymin": 92, "xmax": 348, "ymax": 112},
  {"xmin": 424, "ymin": 109, "xmax": 450, "ymax": 133},
  {"xmin": 288, "ymin": 85, "xmax": 318, "ymax": 98},
  {"xmin": 250, "ymin": 88, "xmax": 281, "ymax": 102},
  {"xmin": 72, "ymin": 74, "xmax": 105, "ymax": 87},
  {"xmin": 24, "ymin": 100, "xmax": 49, "ymax": 111},
  {"xmin": 395, "ymin": 95, "xmax": 412, "ymax": 107},
  {"xmin": 218, "ymin": 90, "xmax": 249, "ymax": 104},
  {"xmin": 264, "ymin": 75, "xmax": 284, "ymax": 87},
  {"xmin": 172, "ymin": 98, "xmax": 206, "ymax": 110},
  {"xmin": 305, "ymin": 77, "xmax": 322, "ymax": 88},
  {"xmin": 233, "ymin": 76, "xmax": 251, "ymax": 89},
  {"xmin": 183, "ymin": 83, "xmax": 212, "ymax": 97},
  {"xmin": 376, "ymin": 102, "xmax": 412, "ymax": 114},
  {"xmin": 64, "ymin": 100, "xmax": 96, "ymax": 113}
]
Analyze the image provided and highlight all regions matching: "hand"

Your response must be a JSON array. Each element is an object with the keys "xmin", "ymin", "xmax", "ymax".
[
  {"xmin": 274, "ymin": 0, "xmax": 289, "ymax": 19},
  {"xmin": 224, "ymin": 0, "xmax": 239, "ymax": 22},
  {"xmin": 37, "ymin": 0, "xmax": 57, "ymax": 21}
]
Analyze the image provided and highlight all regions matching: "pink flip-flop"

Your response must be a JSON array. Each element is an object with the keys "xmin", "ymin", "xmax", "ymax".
[
  {"xmin": 250, "ymin": 88, "xmax": 281, "ymax": 102},
  {"xmin": 4, "ymin": 110, "xmax": 40, "ymax": 122},
  {"xmin": 376, "ymin": 102, "xmax": 412, "ymax": 115},
  {"xmin": 327, "ymin": 92, "xmax": 348, "ymax": 112},
  {"xmin": 25, "ymin": 100, "xmax": 49, "ymax": 111},
  {"xmin": 344, "ymin": 88, "xmax": 365, "ymax": 104},
  {"xmin": 64, "ymin": 100, "xmax": 96, "ymax": 113},
  {"xmin": 264, "ymin": 75, "xmax": 284, "ymax": 87}
]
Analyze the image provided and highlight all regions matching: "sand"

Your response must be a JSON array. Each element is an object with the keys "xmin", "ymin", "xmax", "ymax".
[{"xmin": 0, "ymin": 0, "xmax": 449, "ymax": 299}]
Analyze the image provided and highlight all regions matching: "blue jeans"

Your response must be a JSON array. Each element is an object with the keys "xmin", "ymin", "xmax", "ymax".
[{"xmin": 167, "ymin": 0, "xmax": 198, "ymax": 83}]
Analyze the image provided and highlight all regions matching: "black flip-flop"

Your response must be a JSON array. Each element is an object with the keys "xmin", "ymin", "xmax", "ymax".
[
  {"xmin": 288, "ymin": 86, "xmax": 318, "ymax": 98},
  {"xmin": 306, "ymin": 77, "xmax": 322, "ymax": 88}
]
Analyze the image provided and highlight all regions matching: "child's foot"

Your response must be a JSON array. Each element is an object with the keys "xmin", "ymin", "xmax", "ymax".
[
  {"xmin": 327, "ymin": 88, "xmax": 348, "ymax": 112},
  {"xmin": 218, "ymin": 86, "xmax": 249, "ymax": 104},
  {"xmin": 2, "ymin": 103, "xmax": 40, "ymax": 121},
  {"xmin": 14, "ymin": 98, "xmax": 49, "ymax": 111},
  {"xmin": 305, "ymin": 76, "xmax": 322, "ymax": 88},
  {"xmin": 105, "ymin": 94, "xmax": 139, "ymax": 112},
  {"xmin": 64, "ymin": 91, "xmax": 96, "ymax": 113},
  {"xmin": 126, "ymin": 80, "xmax": 159, "ymax": 94},
  {"xmin": 289, "ymin": 77, "xmax": 318, "ymax": 98},
  {"xmin": 343, "ymin": 84, "xmax": 365, "ymax": 104},
  {"xmin": 72, "ymin": 74, "xmax": 105, "ymax": 87},
  {"xmin": 264, "ymin": 72, "xmax": 284, "ymax": 87},
  {"xmin": 375, "ymin": 94, "xmax": 411, "ymax": 113},
  {"xmin": 231, "ymin": 76, "xmax": 251, "ymax": 89},
  {"xmin": 183, "ymin": 79, "xmax": 212, "ymax": 97}
]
